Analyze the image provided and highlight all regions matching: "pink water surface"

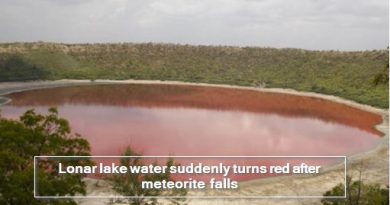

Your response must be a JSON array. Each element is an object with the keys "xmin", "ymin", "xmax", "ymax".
[{"xmin": 0, "ymin": 84, "xmax": 382, "ymax": 180}]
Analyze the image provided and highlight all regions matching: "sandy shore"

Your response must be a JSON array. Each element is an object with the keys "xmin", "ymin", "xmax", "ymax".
[{"xmin": 0, "ymin": 79, "xmax": 388, "ymax": 205}]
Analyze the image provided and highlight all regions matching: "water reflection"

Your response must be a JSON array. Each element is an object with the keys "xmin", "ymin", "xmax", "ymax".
[{"xmin": 1, "ymin": 105, "xmax": 379, "ymax": 156}]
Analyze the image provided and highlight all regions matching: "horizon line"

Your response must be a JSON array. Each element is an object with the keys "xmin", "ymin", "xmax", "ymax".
[{"xmin": 0, "ymin": 41, "xmax": 388, "ymax": 52}]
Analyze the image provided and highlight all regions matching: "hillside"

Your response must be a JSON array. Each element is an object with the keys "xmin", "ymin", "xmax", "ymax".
[{"xmin": 0, "ymin": 42, "xmax": 388, "ymax": 108}]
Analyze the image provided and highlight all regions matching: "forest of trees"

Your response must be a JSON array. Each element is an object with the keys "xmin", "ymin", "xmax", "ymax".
[{"xmin": 0, "ymin": 42, "xmax": 388, "ymax": 108}]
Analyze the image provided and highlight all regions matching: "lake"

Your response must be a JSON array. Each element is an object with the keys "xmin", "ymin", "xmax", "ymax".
[{"xmin": 0, "ymin": 84, "xmax": 382, "ymax": 180}]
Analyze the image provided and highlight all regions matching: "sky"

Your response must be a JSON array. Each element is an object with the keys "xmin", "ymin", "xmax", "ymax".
[{"xmin": 0, "ymin": 0, "xmax": 388, "ymax": 51}]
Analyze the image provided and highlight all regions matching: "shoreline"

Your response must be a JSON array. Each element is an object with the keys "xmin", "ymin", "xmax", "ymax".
[
  {"xmin": 0, "ymin": 79, "xmax": 386, "ymax": 114},
  {"xmin": 0, "ymin": 79, "xmax": 388, "ymax": 204}
]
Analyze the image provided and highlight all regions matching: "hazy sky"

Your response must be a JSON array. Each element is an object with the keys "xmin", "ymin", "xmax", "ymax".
[{"xmin": 0, "ymin": 0, "xmax": 388, "ymax": 50}]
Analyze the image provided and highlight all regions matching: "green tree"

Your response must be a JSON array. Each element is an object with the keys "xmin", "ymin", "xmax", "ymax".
[
  {"xmin": 110, "ymin": 146, "xmax": 187, "ymax": 205},
  {"xmin": 0, "ymin": 108, "xmax": 93, "ymax": 205},
  {"xmin": 322, "ymin": 176, "xmax": 389, "ymax": 205}
]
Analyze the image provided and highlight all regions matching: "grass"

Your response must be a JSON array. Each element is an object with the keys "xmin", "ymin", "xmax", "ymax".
[{"xmin": 0, "ymin": 42, "xmax": 388, "ymax": 108}]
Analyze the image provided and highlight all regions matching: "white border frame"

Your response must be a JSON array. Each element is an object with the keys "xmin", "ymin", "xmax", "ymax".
[{"xmin": 34, "ymin": 155, "xmax": 347, "ymax": 199}]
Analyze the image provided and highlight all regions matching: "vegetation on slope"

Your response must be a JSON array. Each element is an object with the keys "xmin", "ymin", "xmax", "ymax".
[
  {"xmin": 0, "ymin": 43, "xmax": 388, "ymax": 108},
  {"xmin": 0, "ymin": 54, "xmax": 48, "ymax": 81}
]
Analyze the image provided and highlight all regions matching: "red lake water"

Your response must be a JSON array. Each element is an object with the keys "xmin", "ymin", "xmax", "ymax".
[{"xmin": 0, "ymin": 84, "xmax": 383, "ymax": 181}]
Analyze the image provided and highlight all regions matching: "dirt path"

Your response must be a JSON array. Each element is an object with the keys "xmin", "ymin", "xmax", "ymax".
[{"xmin": 0, "ymin": 79, "xmax": 388, "ymax": 205}]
